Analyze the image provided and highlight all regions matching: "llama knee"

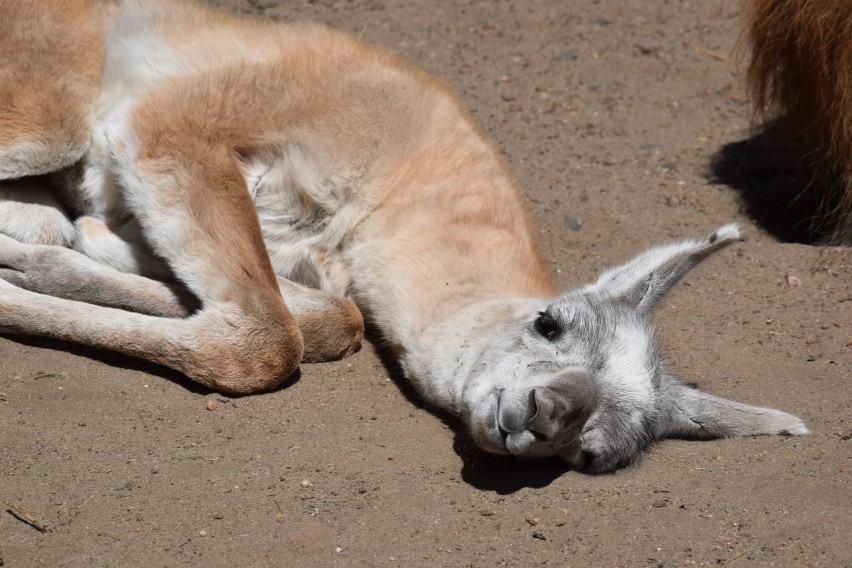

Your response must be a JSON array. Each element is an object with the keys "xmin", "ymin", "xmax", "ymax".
[
  {"xmin": 183, "ymin": 307, "xmax": 305, "ymax": 395},
  {"xmin": 296, "ymin": 295, "xmax": 364, "ymax": 363},
  {"xmin": 0, "ymin": 179, "xmax": 75, "ymax": 246}
]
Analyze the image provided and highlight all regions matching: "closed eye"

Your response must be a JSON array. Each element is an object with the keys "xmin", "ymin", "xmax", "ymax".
[{"xmin": 534, "ymin": 311, "xmax": 562, "ymax": 340}]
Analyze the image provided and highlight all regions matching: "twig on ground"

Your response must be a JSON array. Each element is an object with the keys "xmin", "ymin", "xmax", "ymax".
[
  {"xmin": 272, "ymin": 497, "xmax": 285, "ymax": 521},
  {"xmin": 5, "ymin": 502, "xmax": 51, "ymax": 533},
  {"xmin": 718, "ymin": 550, "xmax": 748, "ymax": 564},
  {"xmin": 31, "ymin": 373, "xmax": 61, "ymax": 381},
  {"xmin": 693, "ymin": 44, "xmax": 734, "ymax": 64}
]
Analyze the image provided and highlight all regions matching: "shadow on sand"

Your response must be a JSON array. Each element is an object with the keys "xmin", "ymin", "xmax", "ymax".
[
  {"xmin": 367, "ymin": 329, "xmax": 573, "ymax": 493},
  {"xmin": 710, "ymin": 120, "xmax": 837, "ymax": 245},
  {"xmin": 0, "ymin": 334, "xmax": 301, "ymax": 396}
]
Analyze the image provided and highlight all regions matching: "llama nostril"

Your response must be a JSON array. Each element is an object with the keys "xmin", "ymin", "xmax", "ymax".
[
  {"xmin": 497, "ymin": 388, "xmax": 538, "ymax": 433},
  {"xmin": 526, "ymin": 387, "xmax": 576, "ymax": 439},
  {"xmin": 526, "ymin": 388, "xmax": 538, "ymax": 424}
]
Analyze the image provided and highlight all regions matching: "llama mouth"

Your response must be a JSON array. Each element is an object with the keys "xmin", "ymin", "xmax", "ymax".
[
  {"xmin": 477, "ymin": 390, "xmax": 540, "ymax": 455},
  {"xmin": 478, "ymin": 389, "xmax": 509, "ymax": 453}
]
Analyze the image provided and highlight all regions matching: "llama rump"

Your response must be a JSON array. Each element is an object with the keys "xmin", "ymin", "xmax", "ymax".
[{"xmin": 743, "ymin": 0, "xmax": 852, "ymax": 244}]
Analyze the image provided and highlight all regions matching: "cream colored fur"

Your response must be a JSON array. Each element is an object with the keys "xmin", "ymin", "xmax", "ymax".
[{"xmin": 0, "ymin": 0, "xmax": 806, "ymax": 472}]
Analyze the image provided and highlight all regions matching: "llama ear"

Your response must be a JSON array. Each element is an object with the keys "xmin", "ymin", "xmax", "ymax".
[
  {"xmin": 655, "ymin": 380, "xmax": 809, "ymax": 440},
  {"xmin": 586, "ymin": 224, "xmax": 741, "ymax": 313}
]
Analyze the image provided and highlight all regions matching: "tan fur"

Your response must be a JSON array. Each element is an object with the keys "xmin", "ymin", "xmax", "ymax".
[
  {"xmin": 742, "ymin": 0, "xmax": 852, "ymax": 244},
  {"xmin": 0, "ymin": 0, "xmax": 114, "ymax": 175},
  {"xmin": 0, "ymin": 0, "xmax": 549, "ymax": 393}
]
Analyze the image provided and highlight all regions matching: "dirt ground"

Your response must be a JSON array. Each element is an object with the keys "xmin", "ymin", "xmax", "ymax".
[{"xmin": 1, "ymin": 0, "xmax": 850, "ymax": 566}]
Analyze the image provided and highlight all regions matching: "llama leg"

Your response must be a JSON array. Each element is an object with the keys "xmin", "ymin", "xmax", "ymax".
[
  {"xmin": 0, "ymin": 129, "xmax": 305, "ymax": 394},
  {"xmin": 0, "ymin": 178, "xmax": 76, "ymax": 246},
  {"xmin": 277, "ymin": 277, "xmax": 363, "ymax": 363},
  {"xmin": 0, "ymin": 233, "xmax": 363, "ymax": 363},
  {"xmin": 0, "ymin": 0, "xmax": 105, "ymax": 179},
  {"xmin": 0, "ymin": 233, "xmax": 195, "ymax": 318}
]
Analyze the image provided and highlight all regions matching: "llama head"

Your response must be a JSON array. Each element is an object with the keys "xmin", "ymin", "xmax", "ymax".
[{"xmin": 459, "ymin": 224, "xmax": 808, "ymax": 473}]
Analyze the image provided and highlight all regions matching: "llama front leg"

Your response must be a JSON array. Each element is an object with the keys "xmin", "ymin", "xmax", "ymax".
[
  {"xmin": 0, "ymin": 233, "xmax": 363, "ymax": 363},
  {"xmin": 0, "ymin": 251, "xmax": 300, "ymax": 395},
  {"xmin": 0, "ymin": 276, "xmax": 300, "ymax": 395},
  {"xmin": 0, "ymin": 233, "xmax": 194, "ymax": 318},
  {"xmin": 0, "ymin": 179, "xmax": 77, "ymax": 246},
  {"xmin": 0, "ymin": 280, "xmax": 192, "ymax": 367},
  {"xmin": 276, "ymin": 277, "xmax": 363, "ymax": 363},
  {"xmin": 0, "ymin": 132, "xmax": 305, "ymax": 392}
]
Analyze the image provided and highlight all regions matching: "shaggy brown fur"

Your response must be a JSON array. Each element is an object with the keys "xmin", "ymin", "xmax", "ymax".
[{"xmin": 743, "ymin": 0, "xmax": 852, "ymax": 244}]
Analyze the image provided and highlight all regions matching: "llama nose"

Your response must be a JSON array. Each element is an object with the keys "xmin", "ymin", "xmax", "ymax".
[
  {"xmin": 497, "ymin": 387, "xmax": 576, "ymax": 438},
  {"xmin": 527, "ymin": 387, "xmax": 577, "ymax": 438},
  {"xmin": 497, "ymin": 388, "xmax": 538, "ymax": 433}
]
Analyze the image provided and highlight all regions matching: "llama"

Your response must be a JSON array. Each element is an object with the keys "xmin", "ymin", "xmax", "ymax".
[
  {"xmin": 0, "ymin": 0, "xmax": 807, "ymax": 472},
  {"xmin": 743, "ymin": 0, "xmax": 852, "ymax": 244}
]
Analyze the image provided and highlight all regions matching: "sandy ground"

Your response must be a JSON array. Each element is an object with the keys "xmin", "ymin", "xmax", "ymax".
[{"xmin": 1, "ymin": 0, "xmax": 850, "ymax": 566}]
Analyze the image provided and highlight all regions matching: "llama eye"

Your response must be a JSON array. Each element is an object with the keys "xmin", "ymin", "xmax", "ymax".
[{"xmin": 534, "ymin": 312, "xmax": 562, "ymax": 340}]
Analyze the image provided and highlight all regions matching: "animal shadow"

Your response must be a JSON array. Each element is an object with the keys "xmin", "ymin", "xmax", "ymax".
[
  {"xmin": 367, "ymin": 329, "xmax": 572, "ymax": 492},
  {"xmin": 452, "ymin": 432, "xmax": 573, "ymax": 494},
  {"xmin": 0, "ymin": 334, "xmax": 301, "ymax": 396},
  {"xmin": 710, "ymin": 120, "xmax": 833, "ymax": 244}
]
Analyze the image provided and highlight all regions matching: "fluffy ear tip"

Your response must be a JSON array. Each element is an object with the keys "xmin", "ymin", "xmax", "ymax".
[
  {"xmin": 779, "ymin": 420, "xmax": 810, "ymax": 436},
  {"xmin": 712, "ymin": 223, "xmax": 741, "ymax": 242}
]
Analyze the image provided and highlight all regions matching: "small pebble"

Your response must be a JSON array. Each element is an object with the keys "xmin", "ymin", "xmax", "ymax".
[
  {"xmin": 199, "ymin": 529, "xmax": 209, "ymax": 537},
  {"xmin": 786, "ymin": 273, "xmax": 801, "ymax": 288},
  {"xmin": 564, "ymin": 216, "xmax": 583, "ymax": 231},
  {"xmin": 301, "ymin": 479, "xmax": 312, "ymax": 488},
  {"xmin": 525, "ymin": 515, "xmax": 540, "ymax": 526},
  {"xmin": 206, "ymin": 399, "xmax": 218, "ymax": 411},
  {"xmin": 532, "ymin": 531, "xmax": 547, "ymax": 540},
  {"xmin": 500, "ymin": 92, "xmax": 516, "ymax": 102}
]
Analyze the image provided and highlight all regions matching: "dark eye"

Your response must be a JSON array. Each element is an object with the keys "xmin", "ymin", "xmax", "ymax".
[{"xmin": 534, "ymin": 311, "xmax": 562, "ymax": 340}]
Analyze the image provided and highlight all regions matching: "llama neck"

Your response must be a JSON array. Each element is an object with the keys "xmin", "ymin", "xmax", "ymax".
[
  {"xmin": 348, "ymin": 152, "xmax": 554, "ymax": 413},
  {"xmin": 400, "ymin": 297, "xmax": 543, "ymax": 414}
]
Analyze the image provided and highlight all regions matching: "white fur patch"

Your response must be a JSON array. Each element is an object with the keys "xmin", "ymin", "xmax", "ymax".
[
  {"xmin": 599, "ymin": 324, "xmax": 655, "ymax": 417},
  {"xmin": 0, "ymin": 141, "xmax": 48, "ymax": 179},
  {"xmin": 247, "ymin": 142, "xmax": 370, "ymax": 296},
  {"xmin": 0, "ymin": 180, "xmax": 75, "ymax": 246}
]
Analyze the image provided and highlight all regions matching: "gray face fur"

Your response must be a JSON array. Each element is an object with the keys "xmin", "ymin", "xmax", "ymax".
[{"xmin": 459, "ymin": 224, "xmax": 808, "ymax": 473}]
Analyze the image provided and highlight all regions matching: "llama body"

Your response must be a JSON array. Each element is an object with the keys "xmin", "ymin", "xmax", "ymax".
[{"xmin": 0, "ymin": 0, "xmax": 806, "ymax": 472}]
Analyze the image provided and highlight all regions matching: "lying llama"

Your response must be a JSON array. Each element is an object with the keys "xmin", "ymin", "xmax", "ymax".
[{"xmin": 0, "ymin": 0, "xmax": 807, "ymax": 472}]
